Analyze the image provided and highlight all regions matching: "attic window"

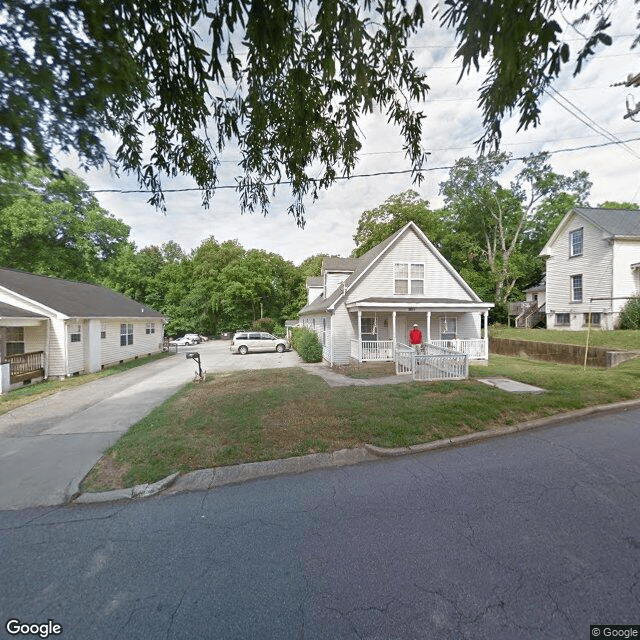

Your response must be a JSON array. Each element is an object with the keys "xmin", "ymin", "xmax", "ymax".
[
  {"xmin": 395, "ymin": 263, "xmax": 424, "ymax": 294},
  {"xmin": 570, "ymin": 228, "xmax": 583, "ymax": 257}
]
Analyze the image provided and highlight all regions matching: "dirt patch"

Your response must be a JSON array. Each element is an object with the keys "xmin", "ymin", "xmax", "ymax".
[
  {"xmin": 263, "ymin": 397, "xmax": 360, "ymax": 451},
  {"xmin": 81, "ymin": 454, "xmax": 130, "ymax": 492}
]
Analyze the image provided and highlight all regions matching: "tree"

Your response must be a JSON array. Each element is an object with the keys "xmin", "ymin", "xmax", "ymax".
[
  {"xmin": 352, "ymin": 190, "xmax": 443, "ymax": 257},
  {"xmin": 439, "ymin": 152, "xmax": 591, "ymax": 316},
  {"xmin": 435, "ymin": 0, "xmax": 626, "ymax": 148},
  {"xmin": 0, "ymin": 159, "xmax": 131, "ymax": 282},
  {"xmin": 4, "ymin": 1, "xmax": 623, "ymax": 223},
  {"xmin": 2, "ymin": 0, "xmax": 428, "ymax": 224},
  {"xmin": 598, "ymin": 200, "xmax": 640, "ymax": 209}
]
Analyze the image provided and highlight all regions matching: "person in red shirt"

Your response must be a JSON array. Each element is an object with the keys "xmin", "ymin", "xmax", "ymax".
[{"xmin": 409, "ymin": 324, "xmax": 422, "ymax": 347}]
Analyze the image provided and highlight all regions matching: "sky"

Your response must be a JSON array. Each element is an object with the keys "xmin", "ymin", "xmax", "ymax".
[{"xmin": 64, "ymin": 1, "xmax": 640, "ymax": 266}]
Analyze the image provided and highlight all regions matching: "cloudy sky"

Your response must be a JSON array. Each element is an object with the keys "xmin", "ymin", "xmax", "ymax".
[{"xmin": 66, "ymin": 1, "xmax": 640, "ymax": 266}]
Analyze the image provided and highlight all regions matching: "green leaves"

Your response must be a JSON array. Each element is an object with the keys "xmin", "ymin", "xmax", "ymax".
[{"xmin": 1, "ymin": 0, "xmax": 428, "ymax": 224}]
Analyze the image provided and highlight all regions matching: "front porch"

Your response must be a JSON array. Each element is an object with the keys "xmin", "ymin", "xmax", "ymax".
[
  {"xmin": 350, "ymin": 337, "xmax": 487, "ymax": 362},
  {"xmin": 347, "ymin": 306, "xmax": 490, "ymax": 364}
]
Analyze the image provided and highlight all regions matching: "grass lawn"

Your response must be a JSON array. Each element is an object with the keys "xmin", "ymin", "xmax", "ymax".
[
  {"xmin": 0, "ymin": 352, "xmax": 174, "ymax": 416},
  {"xmin": 491, "ymin": 326, "xmax": 640, "ymax": 351},
  {"xmin": 81, "ymin": 353, "xmax": 640, "ymax": 492}
]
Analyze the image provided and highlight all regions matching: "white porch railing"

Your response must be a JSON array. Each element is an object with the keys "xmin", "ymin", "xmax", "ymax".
[
  {"xmin": 395, "ymin": 342, "xmax": 468, "ymax": 381},
  {"xmin": 429, "ymin": 339, "xmax": 486, "ymax": 360},
  {"xmin": 350, "ymin": 339, "xmax": 394, "ymax": 362}
]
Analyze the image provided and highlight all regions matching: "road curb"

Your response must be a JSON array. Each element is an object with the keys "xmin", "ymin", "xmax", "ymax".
[
  {"xmin": 365, "ymin": 397, "xmax": 640, "ymax": 457},
  {"xmin": 72, "ymin": 397, "xmax": 640, "ymax": 505}
]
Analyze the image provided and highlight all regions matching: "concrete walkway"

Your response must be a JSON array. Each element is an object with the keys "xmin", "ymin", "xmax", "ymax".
[{"xmin": 0, "ymin": 341, "xmax": 302, "ymax": 510}]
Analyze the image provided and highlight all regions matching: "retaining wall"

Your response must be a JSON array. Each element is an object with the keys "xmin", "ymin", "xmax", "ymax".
[{"xmin": 489, "ymin": 337, "xmax": 639, "ymax": 369}]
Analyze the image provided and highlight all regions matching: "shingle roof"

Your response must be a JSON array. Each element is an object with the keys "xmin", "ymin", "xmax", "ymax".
[
  {"xmin": 322, "ymin": 257, "xmax": 360, "ymax": 272},
  {"xmin": 574, "ymin": 207, "xmax": 640, "ymax": 237},
  {"xmin": 306, "ymin": 276, "xmax": 323, "ymax": 288},
  {"xmin": 0, "ymin": 268, "xmax": 164, "ymax": 318},
  {"xmin": 299, "ymin": 225, "xmax": 426, "ymax": 315},
  {"xmin": 0, "ymin": 301, "xmax": 46, "ymax": 318}
]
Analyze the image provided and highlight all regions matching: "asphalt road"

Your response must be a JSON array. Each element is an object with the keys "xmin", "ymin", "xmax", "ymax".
[
  {"xmin": 0, "ymin": 341, "xmax": 301, "ymax": 510},
  {"xmin": 2, "ymin": 408, "xmax": 640, "ymax": 639}
]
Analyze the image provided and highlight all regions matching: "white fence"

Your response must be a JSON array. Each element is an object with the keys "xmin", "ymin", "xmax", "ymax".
[
  {"xmin": 430, "ymin": 339, "xmax": 486, "ymax": 361},
  {"xmin": 395, "ymin": 342, "xmax": 468, "ymax": 382},
  {"xmin": 350, "ymin": 339, "xmax": 394, "ymax": 362}
]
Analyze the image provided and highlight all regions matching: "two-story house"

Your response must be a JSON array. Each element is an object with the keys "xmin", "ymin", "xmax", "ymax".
[
  {"xmin": 540, "ymin": 207, "xmax": 640, "ymax": 330},
  {"xmin": 298, "ymin": 222, "xmax": 493, "ymax": 366}
]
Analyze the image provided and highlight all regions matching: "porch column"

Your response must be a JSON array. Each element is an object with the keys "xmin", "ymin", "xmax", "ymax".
[
  {"xmin": 357, "ymin": 310, "xmax": 362, "ymax": 363},
  {"xmin": 426, "ymin": 312, "xmax": 431, "ymax": 344},
  {"xmin": 392, "ymin": 311, "xmax": 396, "ymax": 357},
  {"xmin": 483, "ymin": 310, "xmax": 489, "ymax": 359}
]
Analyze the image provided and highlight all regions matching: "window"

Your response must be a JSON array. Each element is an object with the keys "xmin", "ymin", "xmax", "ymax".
[
  {"xmin": 6, "ymin": 327, "xmax": 25, "ymax": 356},
  {"xmin": 69, "ymin": 324, "xmax": 82, "ymax": 343},
  {"xmin": 440, "ymin": 317, "xmax": 457, "ymax": 339},
  {"xmin": 145, "ymin": 322, "xmax": 155, "ymax": 335},
  {"xmin": 570, "ymin": 228, "xmax": 583, "ymax": 257},
  {"xmin": 584, "ymin": 312, "xmax": 601, "ymax": 326},
  {"xmin": 100, "ymin": 322, "xmax": 106, "ymax": 339},
  {"xmin": 361, "ymin": 317, "xmax": 377, "ymax": 339},
  {"xmin": 571, "ymin": 274, "xmax": 583, "ymax": 302},
  {"xmin": 555, "ymin": 313, "xmax": 570, "ymax": 326},
  {"xmin": 395, "ymin": 262, "xmax": 425, "ymax": 294},
  {"xmin": 120, "ymin": 323, "xmax": 133, "ymax": 346}
]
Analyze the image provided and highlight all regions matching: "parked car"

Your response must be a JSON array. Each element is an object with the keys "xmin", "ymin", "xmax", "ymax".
[
  {"xmin": 183, "ymin": 333, "xmax": 201, "ymax": 344},
  {"xmin": 169, "ymin": 336, "xmax": 197, "ymax": 346},
  {"xmin": 230, "ymin": 331, "xmax": 289, "ymax": 355}
]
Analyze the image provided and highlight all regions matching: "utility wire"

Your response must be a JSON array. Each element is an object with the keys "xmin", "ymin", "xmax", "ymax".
[
  {"xmin": 544, "ymin": 87, "xmax": 640, "ymax": 160},
  {"xmin": 82, "ymin": 136, "xmax": 640, "ymax": 195}
]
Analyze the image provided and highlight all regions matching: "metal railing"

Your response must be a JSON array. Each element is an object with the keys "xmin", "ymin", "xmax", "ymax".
[
  {"xmin": 394, "ymin": 342, "xmax": 468, "ymax": 381},
  {"xmin": 7, "ymin": 351, "xmax": 45, "ymax": 383}
]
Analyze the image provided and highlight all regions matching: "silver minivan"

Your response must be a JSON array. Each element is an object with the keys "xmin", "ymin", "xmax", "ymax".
[{"xmin": 230, "ymin": 331, "xmax": 289, "ymax": 355}]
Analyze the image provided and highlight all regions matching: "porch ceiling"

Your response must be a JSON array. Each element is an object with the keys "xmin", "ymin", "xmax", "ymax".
[{"xmin": 346, "ymin": 297, "xmax": 493, "ymax": 313}]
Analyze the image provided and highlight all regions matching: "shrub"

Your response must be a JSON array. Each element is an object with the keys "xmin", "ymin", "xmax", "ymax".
[
  {"xmin": 253, "ymin": 317, "xmax": 275, "ymax": 333},
  {"xmin": 618, "ymin": 297, "xmax": 640, "ymax": 329},
  {"xmin": 291, "ymin": 327, "xmax": 323, "ymax": 362}
]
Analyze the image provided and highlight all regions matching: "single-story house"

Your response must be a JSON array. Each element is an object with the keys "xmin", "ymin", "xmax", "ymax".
[
  {"xmin": 297, "ymin": 222, "xmax": 493, "ymax": 366},
  {"xmin": 0, "ymin": 268, "xmax": 165, "ymax": 392}
]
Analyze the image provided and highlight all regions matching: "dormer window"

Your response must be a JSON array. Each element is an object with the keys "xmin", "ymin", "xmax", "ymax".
[
  {"xmin": 569, "ymin": 228, "xmax": 583, "ymax": 257},
  {"xmin": 395, "ymin": 262, "xmax": 424, "ymax": 294}
]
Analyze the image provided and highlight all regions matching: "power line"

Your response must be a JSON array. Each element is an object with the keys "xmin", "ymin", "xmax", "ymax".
[
  {"xmin": 83, "ymin": 135, "xmax": 640, "ymax": 195},
  {"xmin": 544, "ymin": 87, "xmax": 640, "ymax": 161}
]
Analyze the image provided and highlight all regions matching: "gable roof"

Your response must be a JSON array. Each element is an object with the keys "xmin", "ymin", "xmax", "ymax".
[
  {"xmin": 0, "ymin": 301, "xmax": 47, "ymax": 319},
  {"xmin": 299, "ymin": 222, "xmax": 481, "ymax": 315},
  {"xmin": 573, "ymin": 207, "xmax": 640, "ymax": 237},
  {"xmin": 306, "ymin": 276, "xmax": 323, "ymax": 288},
  {"xmin": 0, "ymin": 268, "xmax": 164, "ymax": 318},
  {"xmin": 541, "ymin": 207, "xmax": 640, "ymax": 256}
]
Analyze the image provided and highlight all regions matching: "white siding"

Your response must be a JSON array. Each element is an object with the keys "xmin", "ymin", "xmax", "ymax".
[
  {"xmin": 332, "ymin": 305, "xmax": 354, "ymax": 365},
  {"xmin": 99, "ymin": 319, "xmax": 164, "ymax": 369},
  {"xmin": 47, "ymin": 318, "xmax": 67, "ymax": 378},
  {"xmin": 325, "ymin": 272, "xmax": 351, "ymax": 297},
  {"xmin": 545, "ymin": 213, "xmax": 613, "ymax": 330},
  {"xmin": 307, "ymin": 286, "xmax": 323, "ymax": 304},
  {"xmin": 23, "ymin": 323, "xmax": 46, "ymax": 353},
  {"xmin": 612, "ymin": 239, "xmax": 640, "ymax": 314},
  {"xmin": 349, "ymin": 231, "xmax": 472, "ymax": 302}
]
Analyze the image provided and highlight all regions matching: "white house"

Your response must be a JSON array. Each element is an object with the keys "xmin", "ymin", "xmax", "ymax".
[
  {"xmin": 540, "ymin": 206, "xmax": 640, "ymax": 330},
  {"xmin": 297, "ymin": 222, "xmax": 493, "ymax": 366},
  {"xmin": 0, "ymin": 268, "xmax": 165, "ymax": 392}
]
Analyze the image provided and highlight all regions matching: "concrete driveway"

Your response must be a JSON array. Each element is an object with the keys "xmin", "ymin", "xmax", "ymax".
[{"xmin": 0, "ymin": 340, "xmax": 301, "ymax": 511}]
